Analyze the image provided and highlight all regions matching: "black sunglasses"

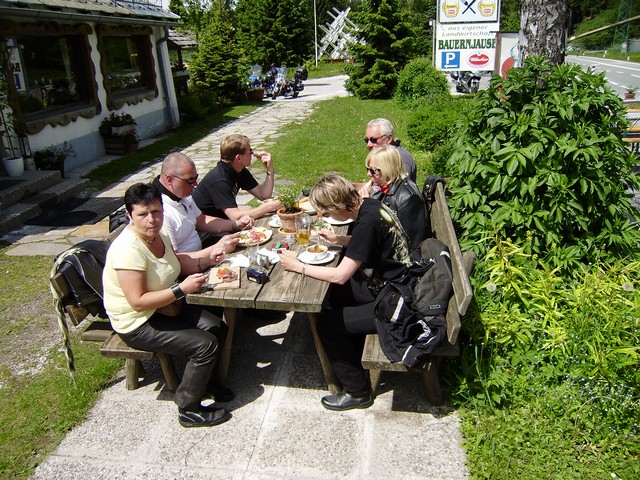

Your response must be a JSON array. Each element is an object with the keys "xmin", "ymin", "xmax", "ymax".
[
  {"xmin": 366, "ymin": 167, "xmax": 381, "ymax": 175},
  {"xmin": 364, "ymin": 135, "xmax": 385, "ymax": 144},
  {"xmin": 174, "ymin": 174, "xmax": 199, "ymax": 185}
]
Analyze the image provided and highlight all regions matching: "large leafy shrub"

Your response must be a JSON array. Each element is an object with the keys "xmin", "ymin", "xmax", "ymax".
[
  {"xmin": 407, "ymin": 95, "xmax": 472, "ymax": 151},
  {"xmin": 446, "ymin": 56, "xmax": 640, "ymax": 270},
  {"xmin": 394, "ymin": 58, "xmax": 450, "ymax": 108}
]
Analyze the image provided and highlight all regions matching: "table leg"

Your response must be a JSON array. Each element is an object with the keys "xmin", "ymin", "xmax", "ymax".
[
  {"xmin": 307, "ymin": 312, "xmax": 342, "ymax": 393},
  {"xmin": 215, "ymin": 307, "xmax": 237, "ymax": 385}
]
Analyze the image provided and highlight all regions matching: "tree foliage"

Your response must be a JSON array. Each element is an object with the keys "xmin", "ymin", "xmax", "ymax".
[
  {"xmin": 188, "ymin": 2, "xmax": 245, "ymax": 103},
  {"xmin": 235, "ymin": 0, "xmax": 314, "ymax": 68},
  {"xmin": 445, "ymin": 56, "xmax": 640, "ymax": 271},
  {"xmin": 345, "ymin": 0, "xmax": 416, "ymax": 99}
]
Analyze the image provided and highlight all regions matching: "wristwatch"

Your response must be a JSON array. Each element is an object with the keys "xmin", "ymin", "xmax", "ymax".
[{"xmin": 171, "ymin": 283, "xmax": 185, "ymax": 300}]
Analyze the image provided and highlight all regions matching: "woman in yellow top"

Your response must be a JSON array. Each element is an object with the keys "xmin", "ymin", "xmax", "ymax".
[{"xmin": 103, "ymin": 182, "xmax": 231, "ymax": 428}]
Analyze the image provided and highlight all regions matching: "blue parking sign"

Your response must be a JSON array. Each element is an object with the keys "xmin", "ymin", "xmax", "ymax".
[{"xmin": 441, "ymin": 52, "xmax": 460, "ymax": 69}]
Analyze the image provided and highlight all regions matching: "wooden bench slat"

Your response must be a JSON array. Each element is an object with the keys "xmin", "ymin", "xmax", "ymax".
[
  {"xmin": 100, "ymin": 332, "xmax": 155, "ymax": 360},
  {"xmin": 80, "ymin": 321, "xmax": 114, "ymax": 342}
]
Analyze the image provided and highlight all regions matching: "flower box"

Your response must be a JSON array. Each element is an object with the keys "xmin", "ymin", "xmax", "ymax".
[
  {"xmin": 103, "ymin": 135, "xmax": 139, "ymax": 155},
  {"xmin": 111, "ymin": 124, "xmax": 135, "ymax": 136}
]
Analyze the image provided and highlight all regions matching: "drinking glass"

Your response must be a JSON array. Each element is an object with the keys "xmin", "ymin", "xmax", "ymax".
[{"xmin": 296, "ymin": 214, "xmax": 310, "ymax": 246}]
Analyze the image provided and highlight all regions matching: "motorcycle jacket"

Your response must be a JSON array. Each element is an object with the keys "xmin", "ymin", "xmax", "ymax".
[{"xmin": 371, "ymin": 178, "xmax": 429, "ymax": 250}]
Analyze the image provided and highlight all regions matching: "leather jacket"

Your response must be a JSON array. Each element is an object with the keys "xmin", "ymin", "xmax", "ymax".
[{"xmin": 371, "ymin": 178, "xmax": 428, "ymax": 250}]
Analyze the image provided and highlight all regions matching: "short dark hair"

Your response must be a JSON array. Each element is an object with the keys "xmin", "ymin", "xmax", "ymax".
[{"xmin": 124, "ymin": 183, "xmax": 162, "ymax": 214}]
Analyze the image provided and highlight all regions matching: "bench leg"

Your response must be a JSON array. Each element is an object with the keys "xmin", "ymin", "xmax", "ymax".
[
  {"xmin": 369, "ymin": 369, "xmax": 382, "ymax": 394},
  {"xmin": 157, "ymin": 353, "xmax": 180, "ymax": 391},
  {"xmin": 125, "ymin": 359, "xmax": 141, "ymax": 390},
  {"xmin": 215, "ymin": 307, "xmax": 237, "ymax": 385},
  {"xmin": 422, "ymin": 358, "xmax": 444, "ymax": 405}
]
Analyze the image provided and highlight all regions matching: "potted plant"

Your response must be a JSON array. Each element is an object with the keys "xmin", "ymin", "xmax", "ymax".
[
  {"xmin": 625, "ymin": 86, "xmax": 637, "ymax": 100},
  {"xmin": 99, "ymin": 111, "xmax": 136, "ymax": 136},
  {"xmin": 276, "ymin": 185, "xmax": 303, "ymax": 233},
  {"xmin": 245, "ymin": 86, "xmax": 265, "ymax": 102},
  {"xmin": 100, "ymin": 112, "xmax": 139, "ymax": 155},
  {"xmin": 33, "ymin": 142, "xmax": 76, "ymax": 177},
  {"xmin": 0, "ymin": 73, "xmax": 24, "ymax": 177}
]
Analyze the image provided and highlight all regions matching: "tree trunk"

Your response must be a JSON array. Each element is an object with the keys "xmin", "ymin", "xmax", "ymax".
[{"xmin": 519, "ymin": 0, "xmax": 568, "ymax": 65}]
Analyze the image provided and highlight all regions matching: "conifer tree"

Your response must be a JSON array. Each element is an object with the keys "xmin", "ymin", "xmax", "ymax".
[
  {"xmin": 346, "ymin": 0, "xmax": 415, "ymax": 99},
  {"xmin": 188, "ymin": 1, "xmax": 245, "ymax": 103}
]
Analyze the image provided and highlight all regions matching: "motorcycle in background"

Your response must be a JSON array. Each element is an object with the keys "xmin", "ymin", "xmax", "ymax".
[
  {"xmin": 450, "ymin": 71, "xmax": 482, "ymax": 94},
  {"xmin": 264, "ymin": 66, "xmax": 308, "ymax": 100},
  {"xmin": 247, "ymin": 64, "xmax": 263, "ymax": 89}
]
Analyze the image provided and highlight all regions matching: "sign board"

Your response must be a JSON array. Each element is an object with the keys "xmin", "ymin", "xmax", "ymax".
[
  {"xmin": 435, "ymin": 23, "xmax": 499, "ymax": 71},
  {"xmin": 438, "ymin": 0, "xmax": 500, "ymax": 24},
  {"xmin": 495, "ymin": 32, "xmax": 519, "ymax": 78}
]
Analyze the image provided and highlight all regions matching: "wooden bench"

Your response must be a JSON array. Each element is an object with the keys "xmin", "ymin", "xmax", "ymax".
[
  {"xmin": 361, "ymin": 182, "xmax": 475, "ymax": 405},
  {"xmin": 50, "ymin": 224, "xmax": 179, "ymax": 391}
]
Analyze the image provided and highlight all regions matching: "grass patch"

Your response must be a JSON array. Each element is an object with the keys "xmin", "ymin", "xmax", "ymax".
[
  {"xmin": 266, "ymin": 96, "xmax": 431, "ymax": 189},
  {"xmin": 85, "ymin": 104, "xmax": 258, "ymax": 190},
  {"xmin": 306, "ymin": 60, "xmax": 348, "ymax": 79}
]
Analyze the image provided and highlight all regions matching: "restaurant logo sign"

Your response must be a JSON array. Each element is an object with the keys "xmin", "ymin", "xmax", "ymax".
[{"xmin": 438, "ymin": 0, "xmax": 500, "ymax": 23}]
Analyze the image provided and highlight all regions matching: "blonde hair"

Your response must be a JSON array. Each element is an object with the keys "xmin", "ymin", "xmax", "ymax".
[
  {"xmin": 365, "ymin": 144, "xmax": 407, "ymax": 183},
  {"xmin": 220, "ymin": 134, "xmax": 250, "ymax": 162},
  {"xmin": 310, "ymin": 174, "xmax": 361, "ymax": 214}
]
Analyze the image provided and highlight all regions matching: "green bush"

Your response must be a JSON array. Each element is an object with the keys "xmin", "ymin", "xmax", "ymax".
[
  {"xmin": 177, "ymin": 94, "xmax": 208, "ymax": 121},
  {"xmin": 456, "ymin": 236, "xmax": 640, "ymax": 475},
  {"xmin": 445, "ymin": 56, "xmax": 640, "ymax": 270},
  {"xmin": 394, "ymin": 58, "xmax": 451, "ymax": 108},
  {"xmin": 407, "ymin": 95, "xmax": 473, "ymax": 151}
]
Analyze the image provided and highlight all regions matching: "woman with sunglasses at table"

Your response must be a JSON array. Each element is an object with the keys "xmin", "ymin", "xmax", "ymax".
[
  {"xmin": 279, "ymin": 174, "xmax": 416, "ymax": 411},
  {"xmin": 102, "ymin": 182, "xmax": 233, "ymax": 428},
  {"xmin": 360, "ymin": 144, "xmax": 428, "ymax": 250}
]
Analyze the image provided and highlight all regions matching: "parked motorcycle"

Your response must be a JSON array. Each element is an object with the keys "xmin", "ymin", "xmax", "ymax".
[
  {"xmin": 263, "ymin": 66, "xmax": 308, "ymax": 100},
  {"xmin": 450, "ymin": 71, "xmax": 482, "ymax": 94},
  {"xmin": 247, "ymin": 64, "xmax": 263, "ymax": 89}
]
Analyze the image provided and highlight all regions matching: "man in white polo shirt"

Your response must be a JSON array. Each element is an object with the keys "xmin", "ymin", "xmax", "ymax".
[{"xmin": 154, "ymin": 152, "xmax": 253, "ymax": 255}]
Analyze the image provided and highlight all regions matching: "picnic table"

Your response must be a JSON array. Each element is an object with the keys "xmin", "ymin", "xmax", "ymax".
[
  {"xmin": 625, "ymin": 109, "xmax": 640, "ymax": 154},
  {"xmin": 187, "ymin": 215, "xmax": 349, "ymax": 393}
]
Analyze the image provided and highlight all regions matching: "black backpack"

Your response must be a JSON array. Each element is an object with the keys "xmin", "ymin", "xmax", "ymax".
[{"xmin": 373, "ymin": 238, "xmax": 454, "ymax": 368}]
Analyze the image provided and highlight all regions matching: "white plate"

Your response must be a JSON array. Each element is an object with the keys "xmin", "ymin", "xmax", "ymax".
[
  {"xmin": 323, "ymin": 217, "xmax": 353, "ymax": 226},
  {"xmin": 298, "ymin": 250, "xmax": 337, "ymax": 265},
  {"xmin": 268, "ymin": 215, "xmax": 282, "ymax": 228}
]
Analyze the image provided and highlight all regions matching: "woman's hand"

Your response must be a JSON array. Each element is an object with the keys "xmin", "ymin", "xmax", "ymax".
[
  {"xmin": 358, "ymin": 180, "xmax": 372, "ymax": 199},
  {"xmin": 318, "ymin": 229, "xmax": 338, "ymax": 245},
  {"xmin": 279, "ymin": 250, "xmax": 303, "ymax": 273},
  {"xmin": 179, "ymin": 272, "xmax": 210, "ymax": 294}
]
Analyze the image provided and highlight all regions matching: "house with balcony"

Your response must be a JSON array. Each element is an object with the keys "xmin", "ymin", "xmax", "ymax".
[{"xmin": 0, "ymin": 0, "xmax": 181, "ymax": 175}]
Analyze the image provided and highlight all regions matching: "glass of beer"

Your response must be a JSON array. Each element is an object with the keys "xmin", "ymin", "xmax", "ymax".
[{"xmin": 296, "ymin": 215, "xmax": 310, "ymax": 246}]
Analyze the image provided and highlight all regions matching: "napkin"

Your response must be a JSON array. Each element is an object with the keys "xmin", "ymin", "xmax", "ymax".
[
  {"xmin": 226, "ymin": 254, "xmax": 251, "ymax": 268},
  {"xmin": 257, "ymin": 248, "xmax": 281, "ymax": 264}
]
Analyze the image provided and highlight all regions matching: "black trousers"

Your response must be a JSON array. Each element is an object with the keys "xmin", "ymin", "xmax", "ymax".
[
  {"xmin": 119, "ymin": 304, "xmax": 227, "ymax": 411},
  {"xmin": 317, "ymin": 281, "xmax": 377, "ymax": 394}
]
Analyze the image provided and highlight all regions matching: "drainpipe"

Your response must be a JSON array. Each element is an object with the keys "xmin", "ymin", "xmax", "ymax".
[{"xmin": 156, "ymin": 26, "xmax": 179, "ymax": 131}]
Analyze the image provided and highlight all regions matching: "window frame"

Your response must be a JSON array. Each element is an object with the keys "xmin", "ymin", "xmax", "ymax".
[
  {"xmin": 0, "ymin": 20, "xmax": 100, "ymax": 135},
  {"xmin": 96, "ymin": 24, "xmax": 158, "ymax": 111}
]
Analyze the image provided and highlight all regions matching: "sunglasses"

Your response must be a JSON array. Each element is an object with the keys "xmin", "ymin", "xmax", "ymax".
[
  {"xmin": 366, "ymin": 167, "xmax": 381, "ymax": 175},
  {"xmin": 364, "ymin": 135, "xmax": 385, "ymax": 144},
  {"xmin": 174, "ymin": 174, "xmax": 199, "ymax": 185}
]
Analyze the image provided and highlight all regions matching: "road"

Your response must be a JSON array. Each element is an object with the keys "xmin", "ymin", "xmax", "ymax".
[{"xmin": 565, "ymin": 55, "xmax": 640, "ymax": 98}]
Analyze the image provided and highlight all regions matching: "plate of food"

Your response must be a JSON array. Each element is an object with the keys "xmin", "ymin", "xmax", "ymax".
[
  {"xmin": 323, "ymin": 216, "xmax": 354, "ymax": 226},
  {"xmin": 310, "ymin": 219, "xmax": 335, "ymax": 237},
  {"xmin": 207, "ymin": 265, "xmax": 240, "ymax": 289},
  {"xmin": 238, "ymin": 226, "xmax": 272, "ymax": 246}
]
